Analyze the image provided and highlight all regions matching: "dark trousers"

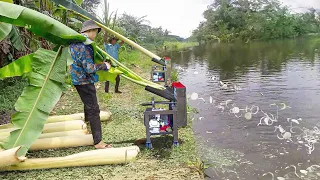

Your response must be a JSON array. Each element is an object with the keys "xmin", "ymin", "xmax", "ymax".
[
  {"xmin": 105, "ymin": 75, "xmax": 120, "ymax": 93},
  {"xmin": 75, "ymin": 84, "xmax": 102, "ymax": 145}
]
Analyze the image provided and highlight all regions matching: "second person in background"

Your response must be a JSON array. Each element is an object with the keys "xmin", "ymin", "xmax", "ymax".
[{"xmin": 104, "ymin": 32, "xmax": 124, "ymax": 93}]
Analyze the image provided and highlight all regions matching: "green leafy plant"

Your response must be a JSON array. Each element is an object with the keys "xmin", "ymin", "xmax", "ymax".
[
  {"xmin": 0, "ymin": 1, "xmax": 163, "ymax": 156},
  {"xmin": 1, "ymin": 47, "xmax": 66, "ymax": 156}
]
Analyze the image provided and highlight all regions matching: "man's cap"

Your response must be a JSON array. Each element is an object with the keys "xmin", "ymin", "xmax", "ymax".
[
  {"xmin": 109, "ymin": 37, "xmax": 119, "ymax": 43},
  {"xmin": 81, "ymin": 20, "xmax": 101, "ymax": 33}
]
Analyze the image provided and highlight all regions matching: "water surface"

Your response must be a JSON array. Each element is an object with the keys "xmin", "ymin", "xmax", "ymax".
[{"xmin": 169, "ymin": 38, "xmax": 320, "ymax": 179}]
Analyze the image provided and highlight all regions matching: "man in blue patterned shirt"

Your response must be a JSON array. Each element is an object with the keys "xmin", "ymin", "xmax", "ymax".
[{"xmin": 70, "ymin": 20, "xmax": 112, "ymax": 149}]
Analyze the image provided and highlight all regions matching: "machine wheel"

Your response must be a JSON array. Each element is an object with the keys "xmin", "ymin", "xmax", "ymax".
[
  {"xmin": 173, "ymin": 141, "xmax": 179, "ymax": 147},
  {"xmin": 146, "ymin": 142, "xmax": 153, "ymax": 149}
]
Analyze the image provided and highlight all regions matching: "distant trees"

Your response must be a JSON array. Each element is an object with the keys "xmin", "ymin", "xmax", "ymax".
[
  {"xmin": 190, "ymin": 0, "xmax": 320, "ymax": 42},
  {"xmin": 116, "ymin": 13, "xmax": 184, "ymax": 48}
]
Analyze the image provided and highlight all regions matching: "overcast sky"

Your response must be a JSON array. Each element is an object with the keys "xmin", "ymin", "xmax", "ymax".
[{"xmin": 102, "ymin": 0, "xmax": 320, "ymax": 38}]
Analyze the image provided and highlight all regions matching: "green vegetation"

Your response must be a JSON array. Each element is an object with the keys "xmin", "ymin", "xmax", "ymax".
[
  {"xmin": 0, "ymin": 78, "xmax": 27, "ymax": 112},
  {"xmin": 191, "ymin": 0, "xmax": 320, "ymax": 42},
  {"xmin": 0, "ymin": 50, "xmax": 204, "ymax": 179},
  {"xmin": 163, "ymin": 41, "xmax": 199, "ymax": 51}
]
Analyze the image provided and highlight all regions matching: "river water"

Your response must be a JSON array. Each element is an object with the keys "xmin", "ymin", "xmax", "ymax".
[{"xmin": 169, "ymin": 37, "xmax": 320, "ymax": 180}]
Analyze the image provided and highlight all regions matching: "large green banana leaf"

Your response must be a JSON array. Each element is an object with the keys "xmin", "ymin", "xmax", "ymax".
[
  {"xmin": 0, "ymin": 22, "xmax": 12, "ymax": 41},
  {"xmin": 0, "ymin": 48, "xmax": 66, "ymax": 157},
  {"xmin": 51, "ymin": 0, "xmax": 101, "ymax": 22},
  {"xmin": 0, "ymin": 1, "xmax": 85, "ymax": 45},
  {"xmin": 8, "ymin": 26, "xmax": 25, "ymax": 51},
  {"xmin": 0, "ymin": 54, "xmax": 33, "ymax": 79}
]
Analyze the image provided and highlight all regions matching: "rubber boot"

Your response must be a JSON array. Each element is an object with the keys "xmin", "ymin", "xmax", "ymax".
[{"xmin": 115, "ymin": 75, "xmax": 121, "ymax": 93}]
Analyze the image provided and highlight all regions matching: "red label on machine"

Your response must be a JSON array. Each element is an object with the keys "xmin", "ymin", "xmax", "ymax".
[
  {"xmin": 172, "ymin": 82, "xmax": 185, "ymax": 88},
  {"xmin": 164, "ymin": 56, "xmax": 171, "ymax": 61}
]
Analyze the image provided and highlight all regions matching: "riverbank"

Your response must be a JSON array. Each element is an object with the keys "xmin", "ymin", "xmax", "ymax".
[
  {"xmin": 163, "ymin": 41, "xmax": 199, "ymax": 51},
  {"xmin": 0, "ymin": 50, "xmax": 203, "ymax": 179}
]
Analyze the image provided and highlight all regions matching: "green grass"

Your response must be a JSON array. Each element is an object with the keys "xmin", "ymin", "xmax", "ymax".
[
  {"xmin": 0, "ymin": 77, "xmax": 27, "ymax": 112},
  {"xmin": 163, "ymin": 41, "xmax": 199, "ymax": 51},
  {"xmin": 0, "ymin": 51, "xmax": 204, "ymax": 180}
]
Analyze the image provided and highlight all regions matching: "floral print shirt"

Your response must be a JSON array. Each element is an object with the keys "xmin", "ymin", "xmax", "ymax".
[{"xmin": 69, "ymin": 35, "xmax": 108, "ymax": 85}]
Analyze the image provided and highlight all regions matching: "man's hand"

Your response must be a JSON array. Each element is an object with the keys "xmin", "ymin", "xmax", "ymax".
[{"xmin": 104, "ymin": 61, "xmax": 111, "ymax": 70}]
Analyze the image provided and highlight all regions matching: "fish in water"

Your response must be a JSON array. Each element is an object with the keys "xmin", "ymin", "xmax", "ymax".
[
  {"xmin": 198, "ymin": 98, "xmax": 205, "ymax": 102},
  {"xmin": 244, "ymin": 112, "xmax": 252, "ymax": 120},
  {"xmin": 287, "ymin": 118, "xmax": 302, "ymax": 124},
  {"xmin": 190, "ymin": 93, "xmax": 198, "ymax": 100},
  {"xmin": 277, "ymin": 177, "xmax": 285, "ymax": 180},
  {"xmin": 219, "ymin": 81, "xmax": 228, "ymax": 89}
]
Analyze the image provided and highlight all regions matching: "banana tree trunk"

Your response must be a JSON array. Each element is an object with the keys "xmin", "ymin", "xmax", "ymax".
[
  {"xmin": 0, "ymin": 146, "xmax": 139, "ymax": 171},
  {"xmin": 29, "ymin": 134, "xmax": 94, "ymax": 151},
  {"xmin": 0, "ymin": 120, "xmax": 87, "ymax": 134},
  {"xmin": 0, "ymin": 130, "xmax": 88, "ymax": 142},
  {"xmin": 42, "ymin": 120, "xmax": 87, "ymax": 133},
  {"xmin": 0, "ymin": 146, "xmax": 26, "ymax": 167},
  {"xmin": 46, "ymin": 111, "xmax": 111, "ymax": 123},
  {"xmin": 0, "ymin": 111, "xmax": 111, "ymax": 130}
]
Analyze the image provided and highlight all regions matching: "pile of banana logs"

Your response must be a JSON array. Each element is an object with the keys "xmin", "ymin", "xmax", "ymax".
[{"xmin": 0, "ymin": 111, "xmax": 140, "ymax": 171}]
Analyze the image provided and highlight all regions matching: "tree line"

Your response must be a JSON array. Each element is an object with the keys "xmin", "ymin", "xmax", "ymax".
[{"xmin": 190, "ymin": 0, "xmax": 320, "ymax": 42}]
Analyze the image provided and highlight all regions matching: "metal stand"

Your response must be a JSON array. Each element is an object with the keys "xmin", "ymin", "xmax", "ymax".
[
  {"xmin": 142, "ymin": 98, "xmax": 179, "ymax": 149},
  {"xmin": 142, "ymin": 82, "xmax": 186, "ymax": 149}
]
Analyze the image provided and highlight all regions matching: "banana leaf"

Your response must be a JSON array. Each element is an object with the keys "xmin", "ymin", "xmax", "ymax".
[
  {"xmin": 0, "ymin": 1, "xmax": 85, "ymax": 45},
  {"xmin": 0, "ymin": 47, "xmax": 67, "ymax": 156},
  {"xmin": 0, "ymin": 54, "xmax": 33, "ymax": 80},
  {"xmin": 96, "ymin": 46, "xmax": 164, "ymax": 89},
  {"xmin": 0, "ymin": 22, "xmax": 12, "ymax": 41},
  {"xmin": 9, "ymin": 26, "xmax": 25, "ymax": 51},
  {"xmin": 1, "ymin": 0, "xmax": 13, "ymax": 3},
  {"xmin": 83, "ymin": 39, "xmax": 164, "ymax": 89},
  {"xmin": 50, "ymin": 0, "xmax": 100, "ymax": 22},
  {"xmin": 0, "ymin": 2, "xmax": 163, "ymax": 89},
  {"xmin": 49, "ymin": 0, "xmax": 164, "ymax": 88},
  {"xmin": 72, "ymin": 0, "xmax": 83, "ymax": 6},
  {"xmin": 51, "ymin": 0, "xmax": 162, "ymax": 61}
]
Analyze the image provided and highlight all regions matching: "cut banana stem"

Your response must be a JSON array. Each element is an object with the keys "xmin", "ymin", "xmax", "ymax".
[
  {"xmin": 0, "ymin": 146, "xmax": 26, "ymax": 167},
  {"xmin": 0, "ymin": 120, "xmax": 86, "ymax": 138},
  {"xmin": 42, "ymin": 120, "xmax": 87, "ymax": 133},
  {"xmin": 0, "ymin": 111, "xmax": 111, "ymax": 130},
  {"xmin": 46, "ymin": 111, "xmax": 111, "ymax": 123},
  {"xmin": 0, "ymin": 123, "xmax": 13, "ymax": 130},
  {"xmin": 0, "ymin": 146, "xmax": 140, "ymax": 171},
  {"xmin": 38, "ymin": 130, "xmax": 88, "ymax": 139},
  {"xmin": 0, "ymin": 128, "xmax": 15, "ymax": 133},
  {"xmin": 0, "ymin": 130, "xmax": 88, "ymax": 142},
  {"xmin": 29, "ymin": 134, "xmax": 94, "ymax": 151}
]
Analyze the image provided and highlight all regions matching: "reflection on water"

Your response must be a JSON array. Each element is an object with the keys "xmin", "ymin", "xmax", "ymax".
[{"xmin": 169, "ymin": 37, "xmax": 320, "ymax": 179}]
